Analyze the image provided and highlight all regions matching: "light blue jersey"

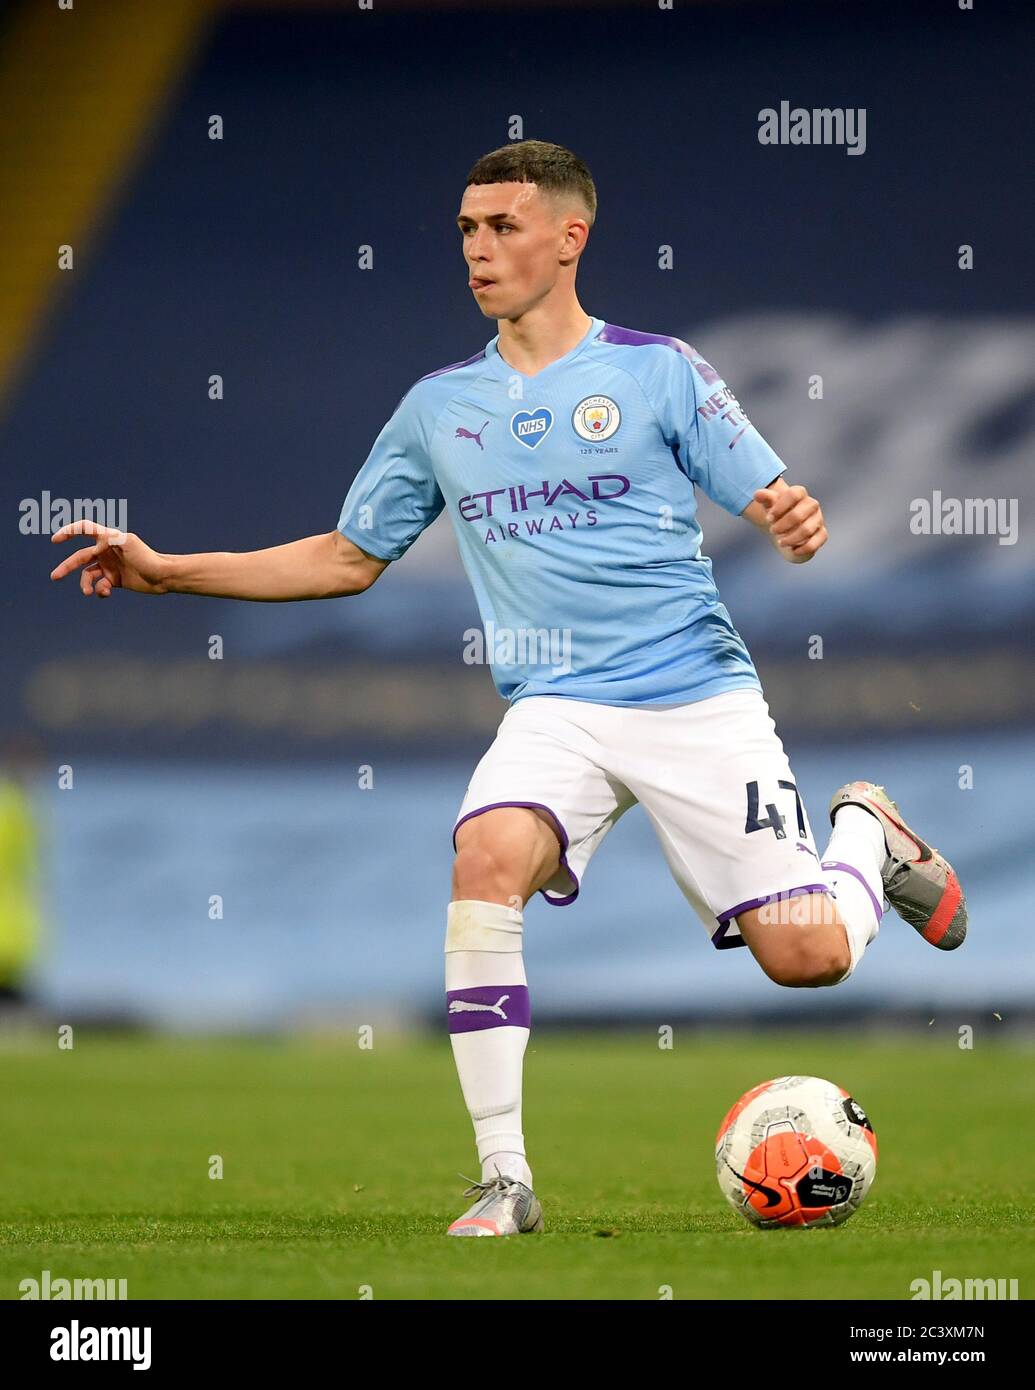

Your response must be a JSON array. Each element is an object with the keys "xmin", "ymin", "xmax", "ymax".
[{"xmin": 337, "ymin": 317, "xmax": 785, "ymax": 706}]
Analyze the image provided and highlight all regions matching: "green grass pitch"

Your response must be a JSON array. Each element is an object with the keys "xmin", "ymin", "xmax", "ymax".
[{"xmin": 1, "ymin": 1030, "xmax": 1032, "ymax": 1300}]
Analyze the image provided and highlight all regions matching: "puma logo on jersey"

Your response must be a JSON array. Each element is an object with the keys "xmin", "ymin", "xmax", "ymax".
[
  {"xmin": 456, "ymin": 421, "xmax": 489, "ymax": 450},
  {"xmin": 448, "ymin": 994, "xmax": 510, "ymax": 1019}
]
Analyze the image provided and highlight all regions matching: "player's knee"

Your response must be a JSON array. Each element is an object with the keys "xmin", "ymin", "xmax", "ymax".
[
  {"xmin": 761, "ymin": 932, "xmax": 850, "ymax": 988},
  {"xmin": 452, "ymin": 838, "xmax": 524, "ymax": 902},
  {"xmin": 453, "ymin": 807, "xmax": 561, "ymax": 903}
]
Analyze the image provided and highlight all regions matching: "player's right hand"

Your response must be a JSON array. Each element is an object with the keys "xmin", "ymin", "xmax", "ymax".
[{"xmin": 50, "ymin": 520, "xmax": 170, "ymax": 597}]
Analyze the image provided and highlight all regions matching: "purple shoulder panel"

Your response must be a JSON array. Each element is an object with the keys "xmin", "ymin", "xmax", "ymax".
[
  {"xmin": 598, "ymin": 322, "xmax": 721, "ymax": 386},
  {"xmin": 417, "ymin": 348, "xmax": 488, "ymax": 383}
]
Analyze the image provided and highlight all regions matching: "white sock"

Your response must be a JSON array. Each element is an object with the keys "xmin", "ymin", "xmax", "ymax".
[
  {"xmin": 446, "ymin": 900, "xmax": 533, "ymax": 1190},
  {"xmin": 822, "ymin": 804, "xmax": 886, "ymax": 980}
]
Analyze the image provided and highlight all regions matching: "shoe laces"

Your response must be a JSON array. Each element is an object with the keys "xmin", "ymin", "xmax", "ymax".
[
  {"xmin": 457, "ymin": 1163, "xmax": 513, "ymax": 1198},
  {"xmin": 884, "ymin": 850, "xmax": 909, "ymax": 882}
]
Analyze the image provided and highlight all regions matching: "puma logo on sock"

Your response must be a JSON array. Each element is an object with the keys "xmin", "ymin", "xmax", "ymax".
[{"xmin": 448, "ymin": 994, "xmax": 510, "ymax": 1019}]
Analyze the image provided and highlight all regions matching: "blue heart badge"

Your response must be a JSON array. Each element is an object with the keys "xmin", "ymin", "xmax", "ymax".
[{"xmin": 509, "ymin": 407, "xmax": 553, "ymax": 450}]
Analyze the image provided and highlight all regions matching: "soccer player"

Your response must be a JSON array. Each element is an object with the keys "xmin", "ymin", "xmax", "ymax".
[{"xmin": 50, "ymin": 140, "xmax": 967, "ymax": 1238}]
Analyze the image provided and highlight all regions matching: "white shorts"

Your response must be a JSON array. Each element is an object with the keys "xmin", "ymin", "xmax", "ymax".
[{"xmin": 452, "ymin": 688, "xmax": 826, "ymax": 950}]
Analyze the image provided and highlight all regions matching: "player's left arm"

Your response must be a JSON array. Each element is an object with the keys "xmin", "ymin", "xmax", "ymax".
[
  {"xmin": 663, "ymin": 343, "xmax": 827, "ymax": 564},
  {"xmin": 741, "ymin": 477, "xmax": 828, "ymax": 565}
]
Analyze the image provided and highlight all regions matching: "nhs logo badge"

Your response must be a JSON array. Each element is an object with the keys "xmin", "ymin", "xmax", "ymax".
[{"xmin": 510, "ymin": 407, "xmax": 553, "ymax": 450}]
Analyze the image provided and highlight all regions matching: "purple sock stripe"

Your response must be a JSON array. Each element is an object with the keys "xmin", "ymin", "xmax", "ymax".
[
  {"xmin": 711, "ymin": 883, "xmax": 829, "ymax": 949},
  {"xmin": 446, "ymin": 985, "xmax": 530, "ymax": 1033},
  {"xmin": 821, "ymin": 860, "xmax": 884, "ymax": 924}
]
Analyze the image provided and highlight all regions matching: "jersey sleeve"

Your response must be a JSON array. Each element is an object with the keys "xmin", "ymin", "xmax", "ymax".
[
  {"xmin": 661, "ymin": 343, "xmax": 786, "ymax": 516},
  {"xmin": 336, "ymin": 382, "xmax": 445, "ymax": 561}
]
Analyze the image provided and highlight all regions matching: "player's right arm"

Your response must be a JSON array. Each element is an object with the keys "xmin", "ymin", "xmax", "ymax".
[
  {"xmin": 50, "ymin": 375, "xmax": 442, "ymax": 601},
  {"xmin": 49, "ymin": 521, "xmax": 387, "ymax": 600}
]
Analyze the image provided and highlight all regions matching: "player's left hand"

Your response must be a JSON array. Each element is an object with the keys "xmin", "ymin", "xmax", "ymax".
[{"xmin": 753, "ymin": 484, "xmax": 827, "ymax": 564}]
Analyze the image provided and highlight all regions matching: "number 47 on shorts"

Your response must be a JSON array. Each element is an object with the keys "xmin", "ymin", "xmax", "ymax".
[{"xmin": 744, "ymin": 779, "xmax": 806, "ymax": 841}]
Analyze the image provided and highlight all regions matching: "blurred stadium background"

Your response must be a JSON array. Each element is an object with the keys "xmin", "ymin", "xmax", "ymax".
[{"xmin": 2, "ymin": 0, "xmax": 1032, "ymax": 1034}]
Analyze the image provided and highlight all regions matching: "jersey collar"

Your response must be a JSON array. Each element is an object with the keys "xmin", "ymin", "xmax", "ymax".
[{"xmin": 484, "ymin": 315, "xmax": 603, "ymax": 380}]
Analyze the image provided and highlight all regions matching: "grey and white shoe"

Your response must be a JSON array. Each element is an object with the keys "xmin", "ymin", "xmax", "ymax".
[
  {"xmin": 829, "ymin": 781, "xmax": 967, "ymax": 951},
  {"xmin": 446, "ymin": 1167, "xmax": 544, "ymax": 1237}
]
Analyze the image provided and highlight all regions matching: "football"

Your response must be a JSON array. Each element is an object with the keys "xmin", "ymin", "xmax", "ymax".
[{"xmin": 715, "ymin": 1075, "xmax": 877, "ymax": 1228}]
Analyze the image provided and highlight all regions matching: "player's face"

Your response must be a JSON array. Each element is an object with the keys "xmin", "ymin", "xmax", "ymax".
[{"xmin": 457, "ymin": 182, "xmax": 574, "ymax": 319}]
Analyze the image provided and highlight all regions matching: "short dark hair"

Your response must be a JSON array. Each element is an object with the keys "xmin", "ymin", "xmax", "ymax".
[{"xmin": 465, "ymin": 139, "xmax": 597, "ymax": 227}]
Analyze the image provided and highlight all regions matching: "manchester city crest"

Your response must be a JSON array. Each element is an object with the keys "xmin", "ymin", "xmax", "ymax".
[{"xmin": 572, "ymin": 394, "xmax": 621, "ymax": 442}]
